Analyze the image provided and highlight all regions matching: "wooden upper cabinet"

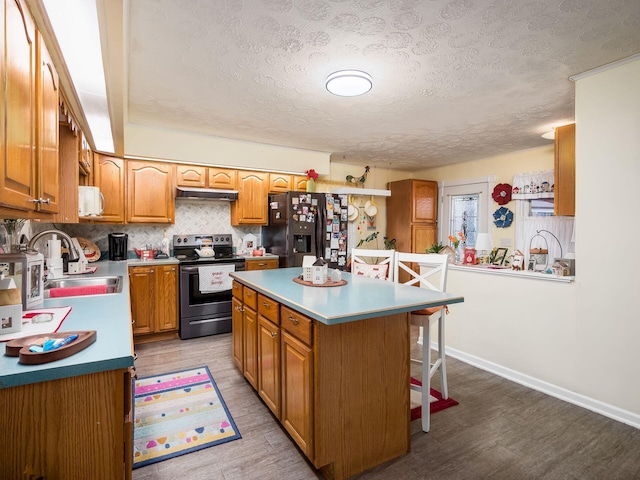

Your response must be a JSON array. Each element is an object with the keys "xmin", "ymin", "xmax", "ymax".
[
  {"xmin": 127, "ymin": 160, "xmax": 175, "ymax": 223},
  {"xmin": 0, "ymin": 0, "xmax": 36, "ymax": 212},
  {"xmin": 208, "ymin": 168, "xmax": 236, "ymax": 190},
  {"xmin": 231, "ymin": 171, "xmax": 269, "ymax": 225},
  {"xmin": 411, "ymin": 180, "xmax": 438, "ymax": 223},
  {"xmin": 269, "ymin": 173, "xmax": 292, "ymax": 193},
  {"xmin": 94, "ymin": 154, "xmax": 125, "ymax": 223},
  {"xmin": 293, "ymin": 176, "xmax": 308, "ymax": 192},
  {"xmin": 554, "ymin": 123, "xmax": 575, "ymax": 216},
  {"xmin": 35, "ymin": 29, "xmax": 59, "ymax": 214},
  {"xmin": 176, "ymin": 165, "xmax": 206, "ymax": 187}
]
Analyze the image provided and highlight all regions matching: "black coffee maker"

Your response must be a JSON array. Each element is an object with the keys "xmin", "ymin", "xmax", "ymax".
[{"xmin": 108, "ymin": 233, "xmax": 128, "ymax": 261}]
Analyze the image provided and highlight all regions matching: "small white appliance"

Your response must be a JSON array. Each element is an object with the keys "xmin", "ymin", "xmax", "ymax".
[{"xmin": 78, "ymin": 186, "xmax": 104, "ymax": 216}]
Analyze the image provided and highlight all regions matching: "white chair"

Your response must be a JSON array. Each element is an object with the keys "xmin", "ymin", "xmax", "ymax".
[
  {"xmin": 394, "ymin": 252, "xmax": 450, "ymax": 433},
  {"xmin": 350, "ymin": 248, "xmax": 395, "ymax": 282}
]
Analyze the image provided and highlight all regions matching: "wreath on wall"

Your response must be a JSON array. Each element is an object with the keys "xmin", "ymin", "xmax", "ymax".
[
  {"xmin": 492, "ymin": 183, "xmax": 512, "ymax": 205},
  {"xmin": 493, "ymin": 207, "xmax": 514, "ymax": 228}
]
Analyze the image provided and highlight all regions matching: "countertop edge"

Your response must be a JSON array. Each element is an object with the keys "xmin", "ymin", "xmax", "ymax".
[{"xmin": 230, "ymin": 268, "xmax": 464, "ymax": 325}]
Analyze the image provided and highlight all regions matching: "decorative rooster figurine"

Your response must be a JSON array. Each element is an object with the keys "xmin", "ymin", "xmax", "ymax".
[{"xmin": 346, "ymin": 165, "xmax": 370, "ymax": 186}]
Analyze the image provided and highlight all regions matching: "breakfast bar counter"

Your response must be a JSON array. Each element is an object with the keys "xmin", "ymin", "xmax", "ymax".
[{"xmin": 230, "ymin": 267, "xmax": 463, "ymax": 480}]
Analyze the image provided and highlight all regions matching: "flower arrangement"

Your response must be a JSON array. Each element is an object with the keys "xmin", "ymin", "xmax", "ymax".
[
  {"xmin": 448, "ymin": 231, "xmax": 466, "ymax": 248},
  {"xmin": 305, "ymin": 169, "xmax": 319, "ymax": 180}
]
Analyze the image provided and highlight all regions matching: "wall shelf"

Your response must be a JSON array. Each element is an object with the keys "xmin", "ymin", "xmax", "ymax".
[{"xmin": 331, "ymin": 187, "xmax": 391, "ymax": 197}]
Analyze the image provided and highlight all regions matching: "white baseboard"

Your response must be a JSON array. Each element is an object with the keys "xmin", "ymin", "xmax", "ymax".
[{"xmin": 441, "ymin": 344, "xmax": 640, "ymax": 430}]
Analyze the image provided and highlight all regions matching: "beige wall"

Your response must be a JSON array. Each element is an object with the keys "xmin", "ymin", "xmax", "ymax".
[
  {"xmin": 125, "ymin": 123, "xmax": 331, "ymax": 175},
  {"xmin": 572, "ymin": 56, "xmax": 640, "ymax": 415},
  {"xmin": 415, "ymin": 144, "xmax": 554, "ymax": 250},
  {"xmin": 417, "ymin": 56, "xmax": 640, "ymax": 428}
]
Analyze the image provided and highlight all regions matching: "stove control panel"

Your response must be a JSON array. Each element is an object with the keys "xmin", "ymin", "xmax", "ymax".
[{"xmin": 173, "ymin": 234, "xmax": 233, "ymax": 247}]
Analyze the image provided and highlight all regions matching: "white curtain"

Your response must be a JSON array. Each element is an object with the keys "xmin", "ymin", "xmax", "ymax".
[
  {"xmin": 512, "ymin": 170, "xmax": 554, "ymax": 199},
  {"xmin": 514, "ymin": 201, "xmax": 574, "ymax": 269}
]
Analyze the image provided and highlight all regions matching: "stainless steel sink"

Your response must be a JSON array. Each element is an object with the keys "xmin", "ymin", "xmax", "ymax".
[{"xmin": 44, "ymin": 275, "xmax": 124, "ymax": 298}]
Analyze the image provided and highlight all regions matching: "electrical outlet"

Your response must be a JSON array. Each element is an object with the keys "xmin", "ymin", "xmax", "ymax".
[{"xmin": 500, "ymin": 238, "xmax": 512, "ymax": 247}]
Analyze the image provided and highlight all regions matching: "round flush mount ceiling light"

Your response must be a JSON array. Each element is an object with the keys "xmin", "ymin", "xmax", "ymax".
[
  {"xmin": 541, "ymin": 129, "xmax": 555, "ymax": 140},
  {"xmin": 326, "ymin": 70, "xmax": 372, "ymax": 97}
]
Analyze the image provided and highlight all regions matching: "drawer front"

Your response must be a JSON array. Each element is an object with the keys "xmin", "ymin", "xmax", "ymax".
[
  {"xmin": 245, "ymin": 258, "xmax": 279, "ymax": 271},
  {"xmin": 258, "ymin": 294, "xmax": 280, "ymax": 324},
  {"xmin": 243, "ymin": 287, "xmax": 257, "ymax": 310},
  {"xmin": 232, "ymin": 280, "xmax": 243, "ymax": 299},
  {"xmin": 280, "ymin": 306, "xmax": 312, "ymax": 346}
]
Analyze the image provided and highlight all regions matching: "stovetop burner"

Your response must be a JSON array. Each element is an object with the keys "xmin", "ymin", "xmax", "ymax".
[{"xmin": 173, "ymin": 233, "xmax": 241, "ymax": 264}]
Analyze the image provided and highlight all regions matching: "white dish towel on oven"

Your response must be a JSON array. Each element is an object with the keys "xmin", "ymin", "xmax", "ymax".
[{"xmin": 198, "ymin": 264, "xmax": 236, "ymax": 293}]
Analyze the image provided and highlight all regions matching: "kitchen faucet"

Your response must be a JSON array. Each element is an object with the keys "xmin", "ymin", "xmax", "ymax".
[{"xmin": 27, "ymin": 229, "xmax": 80, "ymax": 261}]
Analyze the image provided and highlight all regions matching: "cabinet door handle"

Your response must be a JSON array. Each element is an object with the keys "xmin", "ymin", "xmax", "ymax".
[
  {"xmin": 288, "ymin": 316, "xmax": 299, "ymax": 325},
  {"xmin": 270, "ymin": 331, "xmax": 277, "ymax": 338},
  {"xmin": 262, "ymin": 302, "xmax": 270, "ymax": 308}
]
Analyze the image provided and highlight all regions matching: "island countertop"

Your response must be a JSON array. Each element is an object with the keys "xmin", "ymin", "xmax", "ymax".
[
  {"xmin": 0, "ymin": 260, "xmax": 134, "ymax": 389},
  {"xmin": 230, "ymin": 267, "xmax": 464, "ymax": 325}
]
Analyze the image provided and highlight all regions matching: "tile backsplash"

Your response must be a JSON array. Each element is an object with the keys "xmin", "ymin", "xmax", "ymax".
[{"xmin": 27, "ymin": 200, "xmax": 261, "ymax": 258}]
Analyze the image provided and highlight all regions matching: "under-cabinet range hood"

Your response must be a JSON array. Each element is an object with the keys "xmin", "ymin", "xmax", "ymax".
[{"xmin": 175, "ymin": 187, "xmax": 238, "ymax": 201}]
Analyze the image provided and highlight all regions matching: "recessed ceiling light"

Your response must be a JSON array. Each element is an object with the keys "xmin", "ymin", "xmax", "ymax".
[{"xmin": 326, "ymin": 70, "xmax": 372, "ymax": 97}]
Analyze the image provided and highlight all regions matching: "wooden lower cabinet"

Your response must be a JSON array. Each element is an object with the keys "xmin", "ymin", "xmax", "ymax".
[
  {"xmin": 258, "ymin": 315, "xmax": 281, "ymax": 416},
  {"xmin": 233, "ymin": 286, "xmax": 409, "ymax": 480},
  {"xmin": 232, "ymin": 296, "xmax": 244, "ymax": 370},
  {"xmin": 245, "ymin": 257, "xmax": 279, "ymax": 271},
  {"xmin": 281, "ymin": 330, "xmax": 313, "ymax": 457},
  {"xmin": 243, "ymin": 304, "xmax": 258, "ymax": 389},
  {"xmin": 0, "ymin": 368, "xmax": 133, "ymax": 480},
  {"xmin": 129, "ymin": 264, "xmax": 179, "ymax": 343}
]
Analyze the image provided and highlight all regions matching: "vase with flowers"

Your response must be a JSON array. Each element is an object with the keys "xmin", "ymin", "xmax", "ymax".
[
  {"xmin": 1, "ymin": 218, "xmax": 26, "ymax": 253},
  {"xmin": 305, "ymin": 169, "xmax": 319, "ymax": 192},
  {"xmin": 448, "ymin": 231, "xmax": 466, "ymax": 263}
]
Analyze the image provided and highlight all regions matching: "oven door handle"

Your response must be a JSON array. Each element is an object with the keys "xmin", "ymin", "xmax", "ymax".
[
  {"xmin": 181, "ymin": 266, "xmax": 201, "ymax": 274},
  {"xmin": 181, "ymin": 264, "xmax": 242, "ymax": 274}
]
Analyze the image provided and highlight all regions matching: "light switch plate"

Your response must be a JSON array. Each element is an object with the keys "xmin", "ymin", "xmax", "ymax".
[{"xmin": 500, "ymin": 238, "xmax": 512, "ymax": 247}]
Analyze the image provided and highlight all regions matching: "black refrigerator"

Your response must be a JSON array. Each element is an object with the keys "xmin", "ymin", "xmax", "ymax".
[{"xmin": 263, "ymin": 191, "xmax": 349, "ymax": 270}]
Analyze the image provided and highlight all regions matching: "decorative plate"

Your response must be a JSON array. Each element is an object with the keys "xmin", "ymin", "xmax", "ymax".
[
  {"xmin": 493, "ymin": 207, "xmax": 514, "ymax": 228},
  {"xmin": 492, "ymin": 183, "xmax": 512, "ymax": 205},
  {"xmin": 77, "ymin": 237, "xmax": 101, "ymax": 262}
]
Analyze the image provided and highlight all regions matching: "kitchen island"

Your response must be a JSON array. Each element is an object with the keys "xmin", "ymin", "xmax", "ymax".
[
  {"xmin": 0, "ymin": 261, "xmax": 135, "ymax": 480},
  {"xmin": 230, "ymin": 267, "xmax": 463, "ymax": 480}
]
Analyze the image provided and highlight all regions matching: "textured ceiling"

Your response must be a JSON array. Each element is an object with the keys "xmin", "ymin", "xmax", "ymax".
[{"xmin": 124, "ymin": 0, "xmax": 640, "ymax": 171}]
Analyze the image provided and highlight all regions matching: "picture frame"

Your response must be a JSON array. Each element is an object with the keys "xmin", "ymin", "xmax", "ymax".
[
  {"xmin": 492, "ymin": 247, "xmax": 508, "ymax": 266},
  {"xmin": 511, "ymin": 250, "xmax": 525, "ymax": 270}
]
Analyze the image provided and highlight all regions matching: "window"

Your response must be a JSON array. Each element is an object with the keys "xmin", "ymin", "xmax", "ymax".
[
  {"xmin": 440, "ymin": 177, "xmax": 492, "ymax": 248},
  {"xmin": 450, "ymin": 194, "xmax": 479, "ymax": 246}
]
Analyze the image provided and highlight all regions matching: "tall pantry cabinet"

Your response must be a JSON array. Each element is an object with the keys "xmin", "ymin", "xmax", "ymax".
[{"xmin": 386, "ymin": 179, "xmax": 438, "ymax": 259}]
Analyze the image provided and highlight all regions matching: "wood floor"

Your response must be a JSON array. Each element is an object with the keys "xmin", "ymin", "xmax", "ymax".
[{"xmin": 132, "ymin": 327, "xmax": 640, "ymax": 480}]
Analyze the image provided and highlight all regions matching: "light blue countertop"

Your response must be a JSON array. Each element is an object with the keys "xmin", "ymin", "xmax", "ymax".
[
  {"xmin": 0, "ymin": 261, "xmax": 134, "ymax": 389},
  {"xmin": 230, "ymin": 267, "xmax": 464, "ymax": 325}
]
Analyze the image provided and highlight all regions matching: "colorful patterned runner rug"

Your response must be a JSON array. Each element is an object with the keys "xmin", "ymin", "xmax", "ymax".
[{"xmin": 133, "ymin": 366, "xmax": 241, "ymax": 468}]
